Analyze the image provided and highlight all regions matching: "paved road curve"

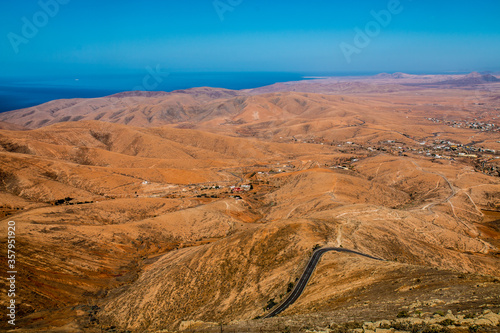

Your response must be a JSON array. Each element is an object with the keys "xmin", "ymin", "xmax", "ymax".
[{"xmin": 263, "ymin": 247, "xmax": 384, "ymax": 319}]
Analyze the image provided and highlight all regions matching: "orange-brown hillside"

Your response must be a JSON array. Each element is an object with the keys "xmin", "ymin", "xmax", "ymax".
[{"xmin": 1, "ymin": 74, "xmax": 500, "ymax": 332}]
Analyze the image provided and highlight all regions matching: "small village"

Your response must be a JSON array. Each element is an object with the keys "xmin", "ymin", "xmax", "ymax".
[
  {"xmin": 426, "ymin": 117, "xmax": 499, "ymax": 132},
  {"xmin": 129, "ymin": 134, "xmax": 500, "ymax": 202}
]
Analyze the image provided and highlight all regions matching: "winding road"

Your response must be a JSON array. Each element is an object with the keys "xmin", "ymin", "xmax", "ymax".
[{"xmin": 263, "ymin": 247, "xmax": 384, "ymax": 318}]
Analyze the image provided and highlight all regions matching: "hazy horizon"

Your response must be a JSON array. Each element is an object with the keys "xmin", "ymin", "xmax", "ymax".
[
  {"xmin": 1, "ymin": 0, "xmax": 499, "ymax": 111},
  {"xmin": 1, "ymin": 69, "xmax": 495, "ymax": 113}
]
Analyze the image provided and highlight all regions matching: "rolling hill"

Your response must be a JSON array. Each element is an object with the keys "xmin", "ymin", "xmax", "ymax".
[{"xmin": 1, "ymin": 74, "xmax": 500, "ymax": 332}]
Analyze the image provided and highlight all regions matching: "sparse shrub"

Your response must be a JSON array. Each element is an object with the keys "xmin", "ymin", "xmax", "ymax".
[
  {"xmin": 432, "ymin": 326, "xmax": 451, "ymax": 333},
  {"xmin": 391, "ymin": 321, "xmax": 413, "ymax": 331},
  {"xmin": 434, "ymin": 310, "xmax": 445, "ymax": 317},
  {"xmin": 329, "ymin": 321, "xmax": 363, "ymax": 333},
  {"xmin": 287, "ymin": 282, "xmax": 294, "ymax": 292},
  {"xmin": 410, "ymin": 324, "xmax": 450, "ymax": 333},
  {"xmin": 468, "ymin": 325, "xmax": 479, "ymax": 333},
  {"xmin": 379, "ymin": 322, "xmax": 392, "ymax": 329},
  {"xmin": 439, "ymin": 319, "xmax": 455, "ymax": 326},
  {"xmin": 397, "ymin": 310, "xmax": 410, "ymax": 318},
  {"xmin": 53, "ymin": 197, "xmax": 73, "ymax": 206},
  {"xmin": 265, "ymin": 298, "xmax": 277, "ymax": 310},
  {"xmin": 345, "ymin": 322, "xmax": 363, "ymax": 330}
]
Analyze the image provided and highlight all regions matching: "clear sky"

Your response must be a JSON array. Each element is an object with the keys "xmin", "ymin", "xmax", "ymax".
[{"xmin": 1, "ymin": 0, "xmax": 500, "ymax": 78}]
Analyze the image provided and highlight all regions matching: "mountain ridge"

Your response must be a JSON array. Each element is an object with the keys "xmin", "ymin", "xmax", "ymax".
[{"xmin": 1, "ymin": 73, "xmax": 500, "ymax": 332}]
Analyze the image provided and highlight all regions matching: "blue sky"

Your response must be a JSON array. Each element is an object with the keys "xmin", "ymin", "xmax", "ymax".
[{"xmin": 1, "ymin": 0, "xmax": 500, "ymax": 78}]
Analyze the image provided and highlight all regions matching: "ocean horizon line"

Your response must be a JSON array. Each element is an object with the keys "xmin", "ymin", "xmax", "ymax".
[{"xmin": 0, "ymin": 70, "xmax": 494, "ymax": 113}]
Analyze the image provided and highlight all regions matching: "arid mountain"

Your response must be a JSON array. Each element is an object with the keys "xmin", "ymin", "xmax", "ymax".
[
  {"xmin": 1, "ymin": 73, "xmax": 499, "ymax": 136},
  {"xmin": 0, "ymin": 87, "xmax": 244, "ymax": 129},
  {"xmin": 1, "ymin": 75, "xmax": 500, "ymax": 332},
  {"xmin": 403, "ymin": 72, "xmax": 500, "ymax": 88},
  {"xmin": 0, "ymin": 121, "xmax": 27, "ymax": 131},
  {"xmin": 373, "ymin": 72, "xmax": 411, "ymax": 79}
]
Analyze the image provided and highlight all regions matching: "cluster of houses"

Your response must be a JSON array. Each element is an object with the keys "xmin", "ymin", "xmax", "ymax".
[
  {"xmin": 426, "ymin": 117, "xmax": 498, "ymax": 132},
  {"xmin": 230, "ymin": 184, "xmax": 252, "ymax": 193},
  {"xmin": 331, "ymin": 137, "xmax": 499, "ymax": 166},
  {"xmin": 388, "ymin": 139, "xmax": 498, "ymax": 160}
]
